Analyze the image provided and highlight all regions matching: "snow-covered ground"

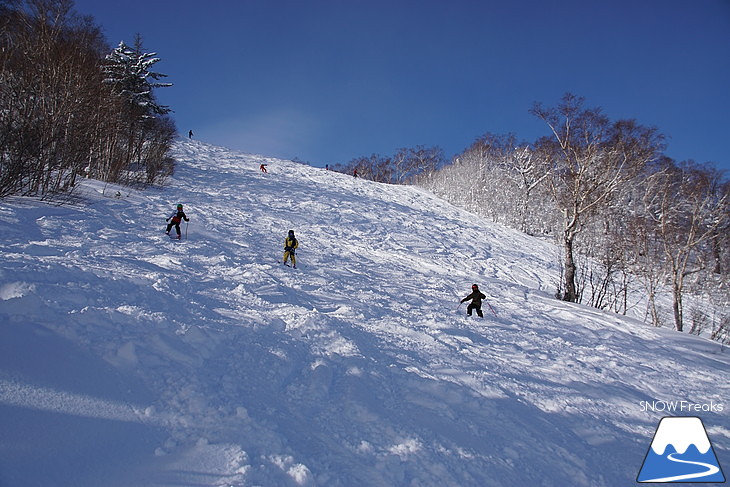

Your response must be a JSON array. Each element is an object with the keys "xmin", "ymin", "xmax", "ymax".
[{"xmin": 0, "ymin": 139, "xmax": 727, "ymax": 486}]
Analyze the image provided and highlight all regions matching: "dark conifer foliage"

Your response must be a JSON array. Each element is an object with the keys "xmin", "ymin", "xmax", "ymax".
[{"xmin": 0, "ymin": 0, "xmax": 176, "ymax": 198}]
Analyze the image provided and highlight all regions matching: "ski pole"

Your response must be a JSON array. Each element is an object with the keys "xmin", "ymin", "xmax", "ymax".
[
  {"xmin": 485, "ymin": 300, "xmax": 497, "ymax": 317},
  {"xmin": 185, "ymin": 221, "xmax": 188, "ymax": 240}
]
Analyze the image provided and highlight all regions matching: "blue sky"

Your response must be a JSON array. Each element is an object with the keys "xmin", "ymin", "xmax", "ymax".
[{"xmin": 73, "ymin": 0, "xmax": 730, "ymax": 172}]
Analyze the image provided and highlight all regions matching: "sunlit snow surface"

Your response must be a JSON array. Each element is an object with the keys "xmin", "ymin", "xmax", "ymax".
[{"xmin": 0, "ymin": 139, "xmax": 727, "ymax": 486}]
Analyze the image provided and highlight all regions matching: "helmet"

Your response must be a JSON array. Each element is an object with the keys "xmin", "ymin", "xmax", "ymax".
[
  {"xmin": 472, "ymin": 284, "xmax": 479, "ymax": 289},
  {"xmin": 177, "ymin": 204, "xmax": 183, "ymax": 209},
  {"xmin": 288, "ymin": 229, "xmax": 294, "ymax": 235}
]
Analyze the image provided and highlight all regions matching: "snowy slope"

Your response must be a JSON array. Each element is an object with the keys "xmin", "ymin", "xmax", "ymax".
[{"xmin": 0, "ymin": 139, "xmax": 727, "ymax": 487}]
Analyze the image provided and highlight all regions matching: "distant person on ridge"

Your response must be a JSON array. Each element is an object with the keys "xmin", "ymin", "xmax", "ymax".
[
  {"xmin": 283, "ymin": 230, "xmax": 298, "ymax": 268},
  {"xmin": 461, "ymin": 284, "xmax": 486, "ymax": 317},
  {"xmin": 260, "ymin": 163, "xmax": 268, "ymax": 173},
  {"xmin": 188, "ymin": 130, "xmax": 193, "ymax": 139},
  {"xmin": 165, "ymin": 204, "xmax": 190, "ymax": 239}
]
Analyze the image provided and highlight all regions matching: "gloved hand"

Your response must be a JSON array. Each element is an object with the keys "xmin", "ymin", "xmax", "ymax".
[{"xmin": 165, "ymin": 218, "xmax": 169, "ymax": 222}]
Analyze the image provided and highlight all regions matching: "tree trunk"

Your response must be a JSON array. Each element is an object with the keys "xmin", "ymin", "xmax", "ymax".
[
  {"xmin": 563, "ymin": 234, "xmax": 578, "ymax": 302},
  {"xmin": 672, "ymin": 279, "xmax": 684, "ymax": 332},
  {"xmin": 647, "ymin": 288, "xmax": 660, "ymax": 327}
]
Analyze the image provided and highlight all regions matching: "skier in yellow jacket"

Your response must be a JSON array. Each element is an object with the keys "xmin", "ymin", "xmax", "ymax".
[{"xmin": 283, "ymin": 230, "xmax": 299, "ymax": 268}]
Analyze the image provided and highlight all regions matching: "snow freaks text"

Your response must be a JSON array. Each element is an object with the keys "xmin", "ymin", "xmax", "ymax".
[{"xmin": 640, "ymin": 400, "xmax": 724, "ymax": 413}]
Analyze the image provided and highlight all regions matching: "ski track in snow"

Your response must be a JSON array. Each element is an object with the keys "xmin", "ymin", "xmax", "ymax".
[
  {"xmin": 0, "ymin": 139, "xmax": 728, "ymax": 486},
  {"xmin": 642, "ymin": 453, "xmax": 721, "ymax": 483}
]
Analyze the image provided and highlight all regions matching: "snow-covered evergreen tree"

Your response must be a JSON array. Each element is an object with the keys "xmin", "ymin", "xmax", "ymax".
[{"xmin": 103, "ymin": 37, "xmax": 172, "ymax": 117}]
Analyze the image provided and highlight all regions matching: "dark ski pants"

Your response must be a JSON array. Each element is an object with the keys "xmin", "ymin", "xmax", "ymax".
[
  {"xmin": 166, "ymin": 221, "xmax": 181, "ymax": 236},
  {"xmin": 467, "ymin": 303, "xmax": 483, "ymax": 317}
]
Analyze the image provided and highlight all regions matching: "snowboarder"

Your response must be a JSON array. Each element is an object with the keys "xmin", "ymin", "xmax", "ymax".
[
  {"xmin": 283, "ymin": 230, "xmax": 298, "ymax": 268},
  {"xmin": 260, "ymin": 163, "xmax": 268, "ymax": 173},
  {"xmin": 353, "ymin": 169, "xmax": 358, "ymax": 178},
  {"xmin": 188, "ymin": 130, "xmax": 193, "ymax": 139},
  {"xmin": 461, "ymin": 284, "xmax": 486, "ymax": 317},
  {"xmin": 165, "ymin": 204, "xmax": 190, "ymax": 239}
]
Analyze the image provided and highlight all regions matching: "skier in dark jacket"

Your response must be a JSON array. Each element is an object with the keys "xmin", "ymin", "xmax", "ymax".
[
  {"xmin": 165, "ymin": 204, "xmax": 189, "ymax": 239},
  {"xmin": 461, "ymin": 284, "xmax": 486, "ymax": 317}
]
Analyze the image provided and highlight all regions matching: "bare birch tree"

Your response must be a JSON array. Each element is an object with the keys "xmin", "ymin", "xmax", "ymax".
[
  {"xmin": 530, "ymin": 93, "xmax": 663, "ymax": 302},
  {"xmin": 644, "ymin": 161, "xmax": 729, "ymax": 331}
]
